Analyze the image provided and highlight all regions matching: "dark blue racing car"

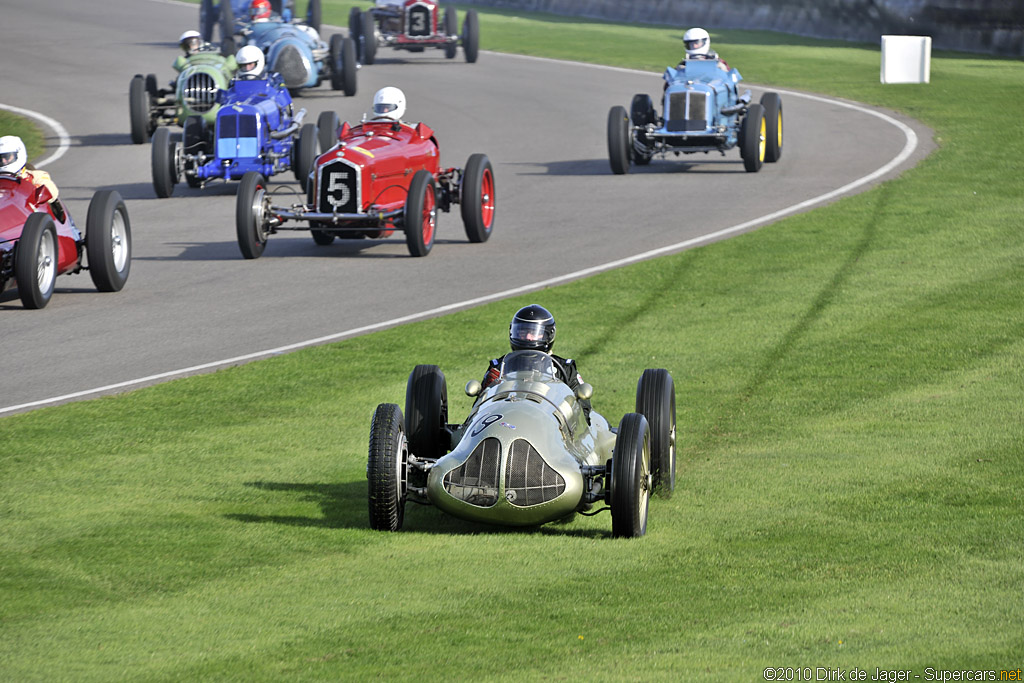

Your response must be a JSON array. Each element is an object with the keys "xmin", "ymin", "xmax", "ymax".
[{"xmin": 150, "ymin": 47, "xmax": 319, "ymax": 198}]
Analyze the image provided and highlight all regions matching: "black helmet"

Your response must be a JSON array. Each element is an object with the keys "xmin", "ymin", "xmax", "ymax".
[{"xmin": 509, "ymin": 304, "xmax": 556, "ymax": 352}]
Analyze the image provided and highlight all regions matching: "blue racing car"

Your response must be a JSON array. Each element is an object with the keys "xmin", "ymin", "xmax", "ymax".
[
  {"xmin": 150, "ymin": 46, "xmax": 319, "ymax": 198},
  {"xmin": 607, "ymin": 59, "xmax": 783, "ymax": 174},
  {"xmin": 200, "ymin": 0, "xmax": 322, "ymax": 42}
]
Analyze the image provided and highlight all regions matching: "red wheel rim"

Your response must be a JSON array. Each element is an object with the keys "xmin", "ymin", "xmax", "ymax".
[
  {"xmin": 422, "ymin": 183, "xmax": 436, "ymax": 246},
  {"xmin": 479, "ymin": 168, "xmax": 495, "ymax": 229}
]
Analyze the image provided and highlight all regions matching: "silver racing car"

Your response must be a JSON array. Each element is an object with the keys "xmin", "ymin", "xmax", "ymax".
[{"xmin": 367, "ymin": 350, "xmax": 676, "ymax": 537}]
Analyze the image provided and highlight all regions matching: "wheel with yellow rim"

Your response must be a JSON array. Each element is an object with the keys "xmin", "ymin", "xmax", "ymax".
[
  {"xmin": 761, "ymin": 92, "xmax": 783, "ymax": 162},
  {"xmin": 740, "ymin": 103, "xmax": 766, "ymax": 173}
]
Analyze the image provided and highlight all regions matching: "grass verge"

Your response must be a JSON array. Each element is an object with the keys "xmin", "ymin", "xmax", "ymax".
[{"xmin": 2, "ymin": 3, "xmax": 1022, "ymax": 679}]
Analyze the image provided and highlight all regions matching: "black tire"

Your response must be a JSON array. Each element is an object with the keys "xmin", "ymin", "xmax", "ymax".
[
  {"xmin": 129, "ymin": 74, "xmax": 150, "ymax": 144},
  {"xmin": 220, "ymin": 35, "xmax": 238, "ymax": 58},
  {"xmin": 760, "ymin": 92, "xmax": 783, "ymax": 163},
  {"xmin": 329, "ymin": 35, "xmax": 357, "ymax": 96},
  {"xmin": 444, "ymin": 8, "xmax": 458, "ymax": 59},
  {"xmin": 368, "ymin": 403, "xmax": 408, "ymax": 531},
  {"xmin": 306, "ymin": 0, "xmax": 322, "ymax": 34},
  {"xmin": 610, "ymin": 413, "xmax": 651, "ymax": 538},
  {"xmin": 316, "ymin": 110, "xmax": 340, "ymax": 154},
  {"xmin": 294, "ymin": 122, "xmax": 318, "ymax": 191},
  {"xmin": 236, "ymin": 171, "xmax": 269, "ymax": 259},
  {"xmin": 15, "ymin": 213, "xmax": 58, "ymax": 310},
  {"xmin": 404, "ymin": 170, "xmax": 436, "ymax": 257},
  {"xmin": 607, "ymin": 105, "xmax": 631, "ymax": 175},
  {"xmin": 199, "ymin": 0, "xmax": 217, "ymax": 42},
  {"xmin": 630, "ymin": 93, "xmax": 655, "ymax": 166},
  {"xmin": 85, "ymin": 190, "xmax": 131, "ymax": 293},
  {"xmin": 145, "ymin": 74, "xmax": 159, "ymax": 97},
  {"xmin": 462, "ymin": 9, "xmax": 479, "ymax": 63},
  {"xmin": 405, "ymin": 365, "xmax": 448, "ymax": 460},
  {"xmin": 151, "ymin": 127, "xmax": 178, "ymax": 198},
  {"xmin": 348, "ymin": 7, "xmax": 362, "ymax": 43},
  {"xmin": 740, "ymin": 102, "xmax": 766, "ymax": 173},
  {"xmin": 220, "ymin": 0, "xmax": 235, "ymax": 41},
  {"xmin": 460, "ymin": 153, "xmax": 495, "ymax": 244},
  {"xmin": 635, "ymin": 369, "xmax": 676, "ymax": 497},
  {"xmin": 361, "ymin": 11, "xmax": 377, "ymax": 65},
  {"xmin": 311, "ymin": 229, "xmax": 335, "ymax": 245}
]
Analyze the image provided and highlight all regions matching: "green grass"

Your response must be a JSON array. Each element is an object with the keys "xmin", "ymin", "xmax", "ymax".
[{"xmin": 3, "ymin": 3, "xmax": 1023, "ymax": 680}]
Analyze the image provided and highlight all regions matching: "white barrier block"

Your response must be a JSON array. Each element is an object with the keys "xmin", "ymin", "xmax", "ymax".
[{"xmin": 881, "ymin": 35, "xmax": 932, "ymax": 84}]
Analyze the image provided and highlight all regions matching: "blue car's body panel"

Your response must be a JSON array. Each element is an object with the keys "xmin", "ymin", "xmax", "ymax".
[
  {"xmin": 195, "ymin": 76, "xmax": 303, "ymax": 181},
  {"xmin": 655, "ymin": 60, "xmax": 747, "ymax": 152},
  {"xmin": 245, "ymin": 20, "xmax": 325, "ymax": 91}
]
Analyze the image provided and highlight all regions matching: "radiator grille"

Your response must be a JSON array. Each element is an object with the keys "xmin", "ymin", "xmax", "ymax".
[
  {"xmin": 505, "ymin": 439, "xmax": 565, "ymax": 507},
  {"xmin": 443, "ymin": 437, "xmax": 501, "ymax": 507},
  {"xmin": 666, "ymin": 91, "xmax": 708, "ymax": 132},
  {"xmin": 407, "ymin": 4, "xmax": 432, "ymax": 37},
  {"xmin": 183, "ymin": 72, "xmax": 218, "ymax": 113}
]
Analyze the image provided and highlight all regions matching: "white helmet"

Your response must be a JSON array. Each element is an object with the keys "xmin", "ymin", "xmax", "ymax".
[
  {"xmin": 0, "ymin": 135, "xmax": 28, "ymax": 175},
  {"xmin": 683, "ymin": 27, "xmax": 711, "ymax": 57},
  {"xmin": 371, "ymin": 86, "xmax": 406, "ymax": 122},
  {"xmin": 236, "ymin": 45, "xmax": 266, "ymax": 78},
  {"xmin": 179, "ymin": 29, "xmax": 202, "ymax": 55}
]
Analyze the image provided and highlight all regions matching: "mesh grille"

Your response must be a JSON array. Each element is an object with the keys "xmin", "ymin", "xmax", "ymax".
[
  {"xmin": 505, "ymin": 439, "xmax": 565, "ymax": 507},
  {"xmin": 183, "ymin": 72, "xmax": 218, "ymax": 113},
  {"xmin": 666, "ymin": 91, "xmax": 708, "ymax": 132},
  {"xmin": 275, "ymin": 44, "xmax": 309, "ymax": 89},
  {"xmin": 443, "ymin": 437, "xmax": 501, "ymax": 507},
  {"xmin": 407, "ymin": 5, "xmax": 432, "ymax": 37},
  {"xmin": 317, "ymin": 159, "xmax": 359, "ymax": 213}
]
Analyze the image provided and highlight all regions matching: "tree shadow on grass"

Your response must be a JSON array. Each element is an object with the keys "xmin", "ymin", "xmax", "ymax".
[{"xmin": 226, "ymin": 480, "xmax": 611, "ymax": 538}]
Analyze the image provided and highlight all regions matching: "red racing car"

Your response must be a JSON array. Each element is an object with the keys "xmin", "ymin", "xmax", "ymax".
[
  {"xmin": 235, "ymin": 99, "xmax": 495, "ymax": 258},
  {"xmin": 0, "ymin": 174, "xmax": 131, "ymax": 309}
]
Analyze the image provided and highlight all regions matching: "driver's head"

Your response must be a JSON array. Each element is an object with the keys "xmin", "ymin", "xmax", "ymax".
[
  {"xmin": 371, "ymin": 86, "xmax": 406, "ymax": 121},
  {"xmin": 179, "ymin": 29, "xmax": 202, "ymax": 55},
  {"xmin": 236, "ymin": 45, "xmax": 266, "ymax": 78},
  {"xmin": 510, "ymin": 304, "xmax": 556, "ymax": 353},
  {"xmin": 0, "ymin": 135, "xmax": 27, "ymax": 174},
  {"xmin": 683, "ymin": 27, "xmax": 711, "ymax": 57},
  {"xmin": 250, "ymin": 0, "xmax": 272, "ymax": 21}
]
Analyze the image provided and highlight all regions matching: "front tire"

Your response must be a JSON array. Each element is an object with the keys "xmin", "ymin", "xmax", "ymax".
[
  {"xmin": 236, "ymin": 171, "xmax": 269, "ymax": 259},
  {"xmin": 360, "ymin": 11, "xmax": 377, "ymax": 65},
  {"xmin": 368, "ymin": 403, "xmax": 408, "ymax": 531},
  {"xmin": 199, "ymin": 0, "xmax": 217, "ymax": 42},
  {"xmin": 740, "ymin": 102, "xmax": 766, "ymax": 173},
  {"xmin": 405, "ymin": 365, "xmax": 448, "ymax": 460},
  {"xmin": 630, "ymin": 93, "xmax": 655, "ymax": 166},
  {"xmin": 151, "ymin": 127, "xmax": 178, "ymax": 198},
  {"xmin": 760, "ymin": 92, "xmax": 783, "ymax": 162},
  {"xmin": 607, "ymin": 105, "xmax": 631, "ymax": 175},
  {"xmin": 129, "ymin": 74, "xmax": 150, "ymax": 144},
  {"xmin": 611, "ymin": 413, "xmax": 651, "ymax": 538},
  {"xmin": 460, "ymin": 153, "xmax": 495, "ymax": 243},
  {"xmin": 306, "ymin": 0, "xmax": 322, "ymax": 34},
  {"xmin": 635, "ymin": 369, "xmax": 676, "ymax": 497},
  {"xmin": 444, "ymin": 8, "xmax": 458, "ymax": 59},
  {"xmin": 329, "ymin": 34, "xmax": 357, "ymax": 96},
  {"xmin": 294, "ymin": 122, "xmax": 318, "ymax": 191},
  {"xmin": 404, "ymin": 170, "xmax": 436, "ymax": 257},
  {"xmin": 15, "ymin": 212, "xmax": 58, "ymax": 310},
  {"xmin": 86, "ymin": 190, "xmax": 131, "ymax": 292},
  {"xmin": 462, "ymin": 9, "xmax": 479, "ymax": 63}
]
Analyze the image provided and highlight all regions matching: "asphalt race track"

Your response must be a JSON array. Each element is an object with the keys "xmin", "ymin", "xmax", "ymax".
[{"xmin": 0, "ymin": 0, "xmax": 933, "ymax": 415}]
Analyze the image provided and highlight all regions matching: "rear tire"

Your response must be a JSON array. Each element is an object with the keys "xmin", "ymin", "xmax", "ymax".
[
  {"xmin": 635, "ymin": 369, "xmax": 676, "ymax": 497},
  {"xmin": 306, "ymin": 0, "xmax": 322, "ymax": 34},
  {"xmin": 630, "ymin": 93, "xmax": 655, "ymax": 165},
  {"xmin": 405, "ymin": 365, "xmax": 449, "ymax": 460},
  {"xmin": 236, "ymin": 171, "xmax": 269, "ymax": 259},
  {"xmin": 311, "ymin": 229, "xmax": 335, "ymax": 246},
  {"xmin": 607, "ymin": 105, "xmax": 631, "ymax": 175},
  {"xmin": 199, "ymin": 0, "xmax": 217, "ymax": 42},
  {"xmin": 86, "ymin": 190, "xmax": 132, "ymax": 292},
  {"xmin": 760, "ymin": 92, "xmax": 783, "ymax": 162},
  {"xmin": 368, "ymin": 403, "xmax": 408, "ymax": 531},
  {"xmin": 15, "ymin": 212, "xmax": 58, "ymax": 310},
  {"xmin": 219, "ymin": 0, "xmax": 235, "ymax": 42},
  {"xmin": 462, "ymin": 10, "xmax": 479, "ymax": 63},
  {"xmin": 129, "ymin": 75, "xmax": 150, "ymax": 144},
  {"xmin": 611, "ymin": 413, "xmax": 651, "ymax": 538},
  {"xmin": 360, "ymin": 12, "xmax": 377, "ymax": 65},
  {"xmin": 740, "ymin": 103, "xmax": 766, "ymax": 173},
  {"xmin": 404, "ymin": 170, "xmax": 436, "ymax": 257},
  {"xmin": 151, "ymin": 127, "xmax": 178, "ymax": 198},
  {"xmin": 460, "ymin": 153, "xmax": 495, "ymax": 243}
]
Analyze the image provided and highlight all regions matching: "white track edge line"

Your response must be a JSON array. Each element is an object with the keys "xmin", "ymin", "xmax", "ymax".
[{"xmin": 0, "ymin": 103, "xmax": 71, "ymax": 168}]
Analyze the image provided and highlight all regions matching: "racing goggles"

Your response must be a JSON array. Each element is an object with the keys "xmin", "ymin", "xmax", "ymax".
[
  {"xmin": 373, "ymin": 103, "xmax": 399, "ymax": 115},
  {"xmin": 684, "ymin": 38, "xmax": 707, "ymax": 50}
]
